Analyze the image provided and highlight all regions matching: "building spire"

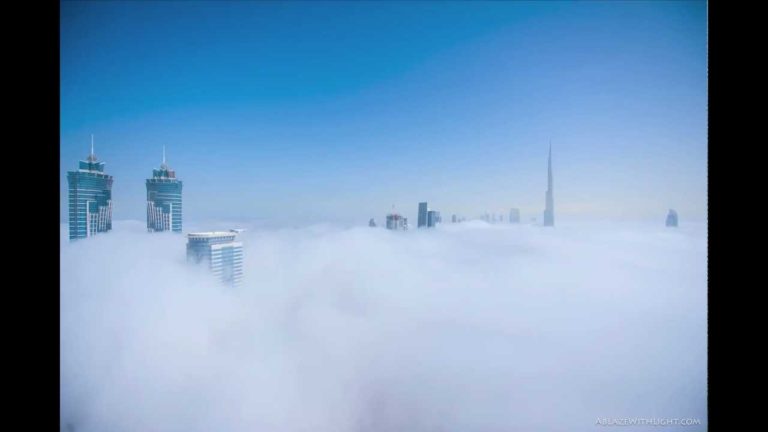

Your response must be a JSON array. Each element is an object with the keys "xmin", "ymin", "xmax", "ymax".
[
  {"xmin": 543, "ymin": 140, "xmax": 555, "ymax": 227},
  {"xmin": 548, "ymin": 140, "xmax": 552, "ymax": 188},
  {"xmin": 87, "ymin": 134, "xmax": 98, "ymax": 162},
  {"xmin": 162, "ymin": 145, "xmax": 166, "ymax": 165}
]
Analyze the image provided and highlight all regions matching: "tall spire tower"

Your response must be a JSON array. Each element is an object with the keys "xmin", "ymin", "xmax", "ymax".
[
  {"xmin": 543, "ymin": 141, "xmax": 555, "ymax": 227},
  {"xmin": 67, "ymin": 134, "xmax": 113, "ymax": 240},
  {"xmin": 147, "ymin": 146, "xmax": 183, "ymax": 233}
]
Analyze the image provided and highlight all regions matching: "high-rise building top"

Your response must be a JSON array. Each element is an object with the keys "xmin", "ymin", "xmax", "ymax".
[
  {"xmin": 417, "ymin": 202, "xmax": 428, "ymax": 228},
  {"xmin": 187, "ymin": 231, "xmax": 238, "ymax": 243},
  {"xmin": 186, "ymin": 231, "xmax": 243, "ymax": 287},
  {"xmin": 509, "ymin": 208, "xmax": 520, "ymax": 224},
  {"xmin": 427, "ymin": 210, "xmax": 441, "ymax": 228},
  {"xmin": 543, "ymin": 143, "xmax": 555, "ymax": 227},
  {"xmin": 666, "ymin": 209, "xmax": 678, "ymax": 227},
  {"xmin": 153, "ymin": 146, "xmax": 177, "ymax": 179},
  {"xmin": 67, "ymin": 135, "xmax": 113, "ymax": 240},
  {"xmin": 385, "ymin": 213, "xmax": 408, "ymax": 230},
  {"xmin": 418, "ymin": 202, "xmax": 441, "ymax": 228},
  {"xmin": 147, "ymin": 146, "xmax": 183, "ymax": 233}
]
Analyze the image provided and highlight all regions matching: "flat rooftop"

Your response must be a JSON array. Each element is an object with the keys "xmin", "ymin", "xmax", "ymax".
[{"xmin": 187, "ymin": 232, "xmax": 238, "ymax": 238}]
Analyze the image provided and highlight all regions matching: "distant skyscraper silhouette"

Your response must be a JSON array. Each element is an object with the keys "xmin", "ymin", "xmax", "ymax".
[
  {"xmin": 543, "ymin": 143, "xmax": 555, "ymax": 227},
  {"xmin": 509, "ymin": 208, "xmax": 520, "ymax": 223},
  {"xmin": 666, "ymin": 209, "xmax": 678, "ymax": 227},
  {"xmin": 146, "ymin": 146, "xmax": 182, "ymax": 233},
  {"xmin": 427, "ymin": 210, "xmax": 441, "ymax": 227},
  {"xmin": 67, "ymin": 135, "xmax": 113, "ymax": 240},
  {"xmin": 418, "ymin": 202, "xmax": 428, "ymax": 228},
  {"xmin": 369, "ymin": 218, "xmax": 376, "ymax": 227},
  {"xmin": 451, "ymin": 214, "xmax": 457, "ymax": 223},
  {"xmin": 385, "ymin": 213, "xmax": 407, "ymax": 230}
]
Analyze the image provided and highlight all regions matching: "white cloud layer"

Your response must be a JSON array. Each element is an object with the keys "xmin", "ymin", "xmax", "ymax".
[{"xmin": 61, "ymin": 220, "xmax": 707, "ymax": 431}]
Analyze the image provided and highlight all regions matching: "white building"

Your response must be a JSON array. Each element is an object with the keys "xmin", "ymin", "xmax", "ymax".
[{"xmin": 186, "ymin": 231, "xmax": 243, "ymax": 287}]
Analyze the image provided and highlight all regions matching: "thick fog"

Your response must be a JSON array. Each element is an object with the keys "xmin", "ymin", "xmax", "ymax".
[{"xmin": 61, "ymin": 220, "xmax": 706, "ymax": 431}]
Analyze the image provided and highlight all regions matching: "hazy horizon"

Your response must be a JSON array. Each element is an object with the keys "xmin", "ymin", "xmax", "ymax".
[{"xmin": 60, "ymin": 1, "xmax": 707, "ymax": 226}]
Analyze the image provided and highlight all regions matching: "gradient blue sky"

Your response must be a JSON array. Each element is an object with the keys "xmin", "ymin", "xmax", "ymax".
[{"xmin": 60, "ymin": 1, "xmax": 707, "ymax": 226}]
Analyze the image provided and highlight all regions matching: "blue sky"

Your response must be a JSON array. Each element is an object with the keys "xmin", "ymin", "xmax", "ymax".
[{"xmin": 60, "ymin": 1, "xmax": 707, "ymax": 226}]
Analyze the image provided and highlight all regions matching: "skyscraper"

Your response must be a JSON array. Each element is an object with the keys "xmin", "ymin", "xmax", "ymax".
[
  {"xmin": 146, "ymin": 147, "xmax": 183, "ymax": 233},
  {"xmin": 451, "ymin": 214, "xmax": 457, "ymax": 223},
  {"xmin": 666, "ymin": 209, "xmax": 678, "ymax": 227},
  {"xmin": 427, "ymin": 210, "xmax": 441, "ymax": 227},
  {"xmin": 385, "ymin": 213, "xmax": 408, "ymax": 230},
  {"xmin": 67, "ymin": 135, "xmax": 113, "ymax": 240},
  {"xmin": 418, "ymin": 202, "xmax": 428, "ymax": 228},
  {"xmin": 543, "ymin": 143, "xmax": 555, "ymax": 227},
  {"xmin": 186, "ymin": 231, "xmax": 243, "ymax": 287},
  {"xmin": 509, "ymin": 208, "xmax": 520, "ymax": 223}
]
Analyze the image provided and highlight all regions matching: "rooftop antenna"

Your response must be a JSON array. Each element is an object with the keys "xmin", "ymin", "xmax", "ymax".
[
  {"xmin": 86, "ymin": 134, "xmax": 97, "ymax": 162},
  {"xmin": 162, "ymin": 145, "xmax": 166, "ymax": 165}
]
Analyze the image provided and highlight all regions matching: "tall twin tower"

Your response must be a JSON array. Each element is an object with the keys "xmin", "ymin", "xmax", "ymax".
[
  {"xmin": 146, "ymin": 146, "xmax": 183, "ymax": 233},
  {"xmin": 67, "ymin": 137, "xmax": 183, "ymax": 240}
]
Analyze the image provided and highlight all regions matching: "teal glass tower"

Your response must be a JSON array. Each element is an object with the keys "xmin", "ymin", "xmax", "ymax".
[
  {"xmin": 146, "ymin": 147, "xmax": 182, "ymax": 232},
  {"xmin": 67, "ymin": 136, "xmax": 113, "ymax": 240}
]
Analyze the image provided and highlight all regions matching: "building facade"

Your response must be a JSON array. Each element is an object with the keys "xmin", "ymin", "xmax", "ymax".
[
  {"xmin": 427, "ymin": 210, "xmax": 441, "ymax": 227},
  {"xmin": 146, "ymin": 148, "xmax": 182, "ymax": 232},
  {"xmin": 385, "ymin": 213, "xmax": 408, "ymax": 230},
  {"xmin": 417, "ymin": 202, "xmax": 428, "ymax": 228},
  {"xmin": 67, "ymin": 137, "xmax": 113, "ymax": 240},
  {"xmin": 509, "ymin": 208, "xmax": 520, "ymax": 223},
  {"xmin": 186, "ymin": 231, "xmax": 244, "ymax": 287}
]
